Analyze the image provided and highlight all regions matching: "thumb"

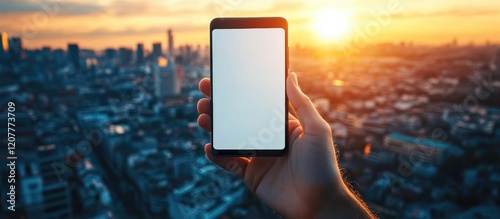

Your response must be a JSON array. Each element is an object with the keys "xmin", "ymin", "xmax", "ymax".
[{"xmin": 287, "ymin": 72, "xmax": 329, "ymax": 135}]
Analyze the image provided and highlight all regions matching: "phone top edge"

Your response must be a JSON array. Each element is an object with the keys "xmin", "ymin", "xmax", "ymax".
[{"xmin": 210, "ymin": 17, "xmax": 288, "ymax": 31}]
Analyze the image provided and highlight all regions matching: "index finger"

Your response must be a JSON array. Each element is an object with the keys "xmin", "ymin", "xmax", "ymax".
[{"xmin": 199, "ymin": 78, "xmax": 211, "ymax": 97}]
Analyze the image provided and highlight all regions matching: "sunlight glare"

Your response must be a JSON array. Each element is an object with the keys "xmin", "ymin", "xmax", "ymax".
[
  {"xmin": 312, "ymin": 8, "xmax": 352, "ymax": 42},
  {"xmin": 332, "ymin": 79, "xmax": 345, "ymax": 87}
]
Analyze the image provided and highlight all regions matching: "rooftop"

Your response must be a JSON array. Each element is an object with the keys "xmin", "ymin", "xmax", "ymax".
[{"xmin": 389, "ymin": 133, "xmax": 454, "ymax": 149}]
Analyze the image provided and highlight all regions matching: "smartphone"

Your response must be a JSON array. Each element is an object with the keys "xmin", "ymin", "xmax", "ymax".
[{"xmin": 210, "ymin": 17, "xmax": 288, "ymax": 156}]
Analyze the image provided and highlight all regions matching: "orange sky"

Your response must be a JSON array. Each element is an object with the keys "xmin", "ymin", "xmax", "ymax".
[{"xmin": 0, "ymin": 0, "xmax": 499, "ymax": 51}]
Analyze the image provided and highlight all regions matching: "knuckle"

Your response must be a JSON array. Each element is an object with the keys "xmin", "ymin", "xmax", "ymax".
[{"xmin": 315, "ymin": 120, "xmax": 331, "ymax": 134}]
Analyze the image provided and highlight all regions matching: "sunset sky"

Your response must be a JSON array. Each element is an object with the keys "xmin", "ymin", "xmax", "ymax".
[{"xmin": 0, "ymin": 0, "xmax": 499, "ymax": 51}]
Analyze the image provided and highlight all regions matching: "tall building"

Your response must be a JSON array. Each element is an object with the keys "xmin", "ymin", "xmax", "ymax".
[
  {"xmin": 185, "ymin": 45, "xmax": 191, "ymax": 63},
  {"xmin": 67, "ymin": 43, "xmax": 80, "ymax": 70},
  {"xmin": 41, "ymin": 46, "xmax": 51, "ymax": 60},
  {"xmin": 0, "ymin": 32, "xmax": 8, "ymax": 54},
  {"xmin": 37, "ymin": 144, "xmax": 73, "ymax": 219},
  {"xmin": 18, "ymin": 156, "xmax": 44, "ymax": 218},
  {"xmin": 154, "ymin": 56, "xmax": 180, "ymax": 98},
  {"xmin": 175, "ymin": 44, "xmax": 194, "ymax": 65},
  {"xmin": 118, "ymin": 47, "xmax": 133, "ymax": 66},
  {"xmin": 152, "ymin": 42, "xmax": 162, "ymax": 59},
  {"xmin": 495, "ymin": 49, "xmax": 500, "ymax": 77},
  {"xmin": 167, "ymin": 29, "xmax": 174, "ymax": 57},
  {"xmin": 0, "ymin": 113, "xmax": 35, "ymax": 150},
  {"xmin": 104, "ymin": 48, "xmax": 117, "ymax": 60},
  {"xmin": 8, "ymin": 37, "xmax": 22, "ymax": 62},
  {"xmin": 53, "ymin": 49, "xmax": 65, "ymax": 64},
  {"xmin": 136, "ymin": 43, "xmax": 144, "ymax": 65},
  {"xmin": 76, "ymin": 158, "xmax": 112, "ymax": 211}
]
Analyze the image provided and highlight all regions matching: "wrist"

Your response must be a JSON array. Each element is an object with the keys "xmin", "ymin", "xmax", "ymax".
[
  {"xmin": 311, "ymin": 183, "xmax": 350, "ymax": 218},
  {"xmin": 311, "ymin": 182, "xmax": 375, "ymax": 219}
]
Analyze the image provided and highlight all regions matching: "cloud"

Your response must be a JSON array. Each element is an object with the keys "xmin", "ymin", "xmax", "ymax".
[
  {"xmin": 393, "ymin": 8, "xmax": 500, "ymax": 19},
  {"xmin": 106, "ymin": 1, "xmax": 207, "ymax": 17},
  {"xmin": 61, "ymin": 2, "xmax": 106, "ymax": 15},
  {"xmin": 0, "ymin": 0, "xmax": 105, "ymax": 15},
  {"xmin": 33, "ymin": 23, "xmax": 206, "ymax": 39},
  {"xmin": 0, "ymin": 0, "xmax": 204, "ymax": 17},
  {"xmin": 107, "ymin": 1, "xmax": 149, "ymax": 16},
  {"xmin": 0, "ymin": 0, "xmax": 39, "ymax": 12},
  {"xmin": 227, "ymin": 1, "xmax": 307, "ymax": 15}
]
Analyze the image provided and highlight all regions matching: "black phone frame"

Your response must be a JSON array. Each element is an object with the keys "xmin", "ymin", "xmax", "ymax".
[{"xmin": 210, "ymin": 17, "xmax": 289, "ymax": 157}]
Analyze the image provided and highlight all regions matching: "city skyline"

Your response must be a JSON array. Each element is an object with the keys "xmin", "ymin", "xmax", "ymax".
[{"xmin": 1, "ymin": 0, "xmax": 500, "ymax": 50}]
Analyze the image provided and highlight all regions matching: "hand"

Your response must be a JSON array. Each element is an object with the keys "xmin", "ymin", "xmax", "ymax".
[{"xmin": 197, "ymin": 72, "xmax": 375, "ymax": 219}]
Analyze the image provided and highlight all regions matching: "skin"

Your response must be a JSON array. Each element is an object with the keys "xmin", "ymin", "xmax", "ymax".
[{"xmin": 197, "ymin": 72, "xmax": 376, "ymax": 219}]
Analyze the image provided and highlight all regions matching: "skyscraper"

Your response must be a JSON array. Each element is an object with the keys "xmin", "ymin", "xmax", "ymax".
[
  {"xmin": 167, "ymin": 29, "xmax": 174, "ymax": 57},
  {"xmin": 494, "ymin": 49, "xmax": 500, "ymax": 80},
  {"xmin": 152, "ymin": 42, "xmax": 162, "ymax": 59},
  {"xmin": 37, "ymin": 144, "xmax": 73, "ymax": 219},
  {"xmin": 8, "ymin": 37, "xmax": 22, "ymax": 62},
  {"xmin": 104, "ymin": 48, "xmax": 117, "ymax": 60},
  {"xmin": 136, "ymin": 43, "xmax": 144, "ymax": 65},
  {"xmin": 154, "ymin": 56, "xmax": 180, "ymax": 98},
  {"xmin": 118, "ymin": 47, "xmax": 133, "ymax": 66},
  {"xmin": 18, "ymin": 157, "xmax": 44, "ymax": 218},
  {"xmin": 0, "ymin": 113, "xmax": 35, "ymax": 150},
  {"xmin": 0, "ymin": 32, "xmax": 8, "ymax": 54},
  {"xmin": 53, "ymin": 49, "xmax": 65, "ymax": 64},
  {"xmin": 185, "ymin": 45, "xmax": 191, "ymax": 63},
  {"xmin": 41, "ymin": 46, "xmax": 51, "ymax": 60},
  {"xmin": 67, "ymin": 43, "xmax": 80, "ymax": 70}
]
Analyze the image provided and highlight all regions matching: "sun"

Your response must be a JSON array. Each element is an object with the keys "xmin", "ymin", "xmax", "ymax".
[{"xmin": 312, "ymin": 8, "xmax": 352, "ymax": 42}]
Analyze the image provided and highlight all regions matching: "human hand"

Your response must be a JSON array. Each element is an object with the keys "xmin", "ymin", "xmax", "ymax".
[{"xmin": 197, "ymin": 72, "xmax": 375, "ymax": 219}]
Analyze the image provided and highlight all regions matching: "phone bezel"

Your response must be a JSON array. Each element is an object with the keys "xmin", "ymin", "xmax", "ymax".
[{"xmin": 210, "ymin": 17, "xmax": 289, "ymax": 157}]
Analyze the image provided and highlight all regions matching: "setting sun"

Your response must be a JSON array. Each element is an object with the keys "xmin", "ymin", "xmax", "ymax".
[{"xmin": 312, "ymin": 8, "xmax": 352, "ymax": 42}]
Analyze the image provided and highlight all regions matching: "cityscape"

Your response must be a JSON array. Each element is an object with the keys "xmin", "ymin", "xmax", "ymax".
[
  {"xmin": 292, "ymin": 42, "xmax": 500, "ymax": 218},
  {"xmin": 0, "ymin": 3, "xmax": 500, "ymax": 217}
]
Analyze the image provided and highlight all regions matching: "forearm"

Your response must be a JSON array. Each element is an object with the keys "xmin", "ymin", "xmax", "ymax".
[{"xmin": 313, "ymin": 183, "xmax": 377, "ymax": 219}]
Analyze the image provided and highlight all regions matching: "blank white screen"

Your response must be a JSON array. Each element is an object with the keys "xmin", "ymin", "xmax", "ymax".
[{"xmin": 212, "ymin": 28, "xmax": 285, "ymax": 150}]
